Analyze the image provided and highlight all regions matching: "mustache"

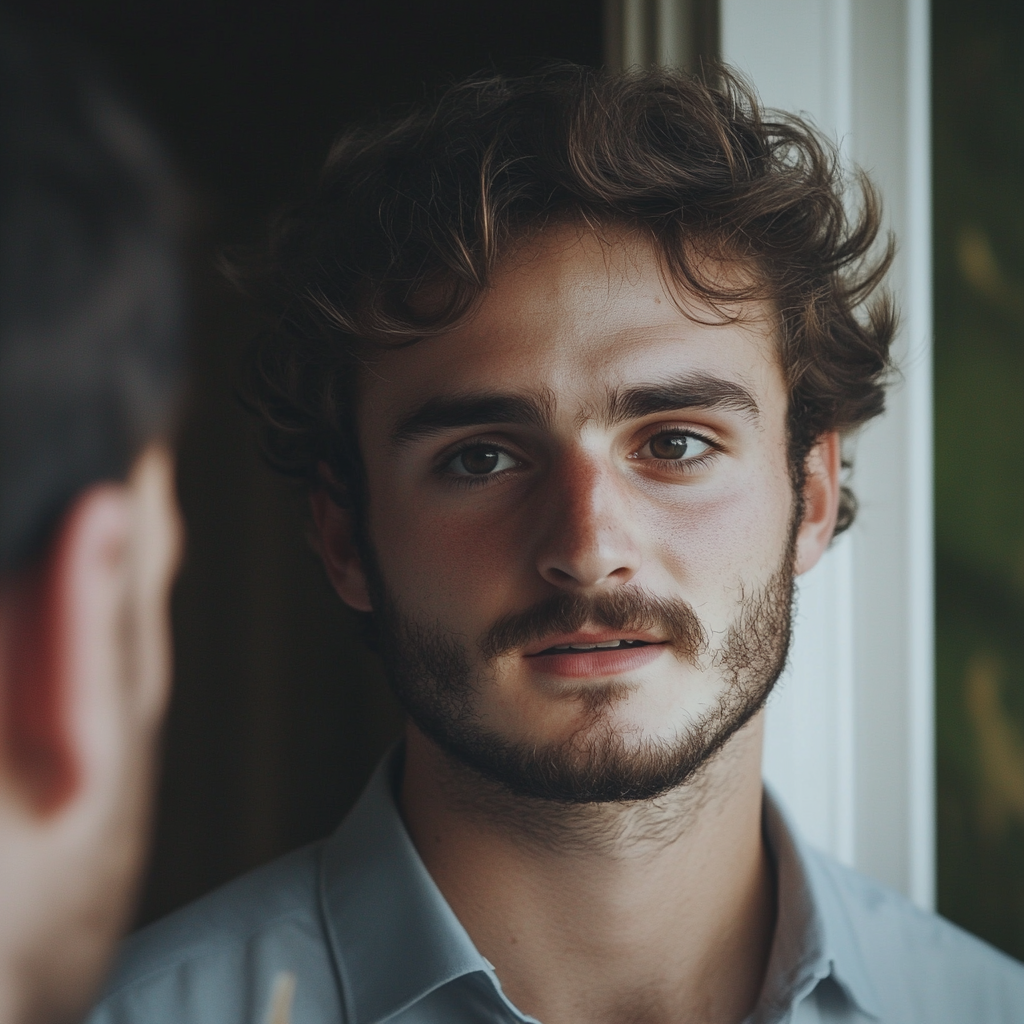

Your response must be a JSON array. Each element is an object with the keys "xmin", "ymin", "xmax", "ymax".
[{"xmin": 480, "ymin": 587, "xmax": 710, "ymax": 663}]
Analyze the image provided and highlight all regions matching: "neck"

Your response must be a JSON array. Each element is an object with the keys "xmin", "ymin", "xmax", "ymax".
[{"xmin": 400, "ymin": 715, "xmax": 774, "ymax": 1024}]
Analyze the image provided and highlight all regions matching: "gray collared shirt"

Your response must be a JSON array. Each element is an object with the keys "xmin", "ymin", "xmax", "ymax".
[{"xmin": 89, "ymin": 750, "xmax": 1024, "ymax": 1024}]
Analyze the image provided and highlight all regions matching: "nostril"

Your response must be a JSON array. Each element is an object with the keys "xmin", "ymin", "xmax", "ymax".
[
  {"xmin": 541, "ymin": 562, "xmax": 636, "ymax": 589},
  {"xmin": 545, "ymin": 566, "xmax": 576, "ymax": 583}
]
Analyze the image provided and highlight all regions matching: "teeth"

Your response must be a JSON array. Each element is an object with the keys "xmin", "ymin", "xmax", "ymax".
[{"xmin": 544, "ymin": 639, "xmax": 650, "ymax": 653}]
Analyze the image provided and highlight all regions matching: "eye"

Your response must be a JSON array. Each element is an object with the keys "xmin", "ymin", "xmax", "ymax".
[
  {"xmin": 446, "ymin": 445, "xmax": 519, "ymax": 476},
  {"xmin": 641, "ymin": 431, "xmax": 713, "ymax": 461}
]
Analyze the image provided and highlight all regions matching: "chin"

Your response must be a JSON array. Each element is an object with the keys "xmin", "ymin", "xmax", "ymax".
[{"xmin": 518, "ymin": 675, "xmax": 714, "ymax": 740}]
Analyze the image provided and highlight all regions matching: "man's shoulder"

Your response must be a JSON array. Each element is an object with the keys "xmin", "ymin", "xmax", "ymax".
[
  {"xmin": 805, "ymin": 845, "xmax": 1024, "ymax": 1018},
  {"xmin": 88, "ymin": 842, "xmax": 342, "ymax": 1024},
  {"xmin": 116, "ymin": 842, "xmax": 324, "ymax": 976}
]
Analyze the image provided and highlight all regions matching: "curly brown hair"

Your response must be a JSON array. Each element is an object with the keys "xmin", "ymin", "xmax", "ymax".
[{"xmin": 239, "ymin": 63, "xmax": 896, "ymax": 534}]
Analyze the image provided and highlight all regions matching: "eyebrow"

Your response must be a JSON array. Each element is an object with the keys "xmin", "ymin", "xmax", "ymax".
[
  {"xmin": 391, "ymin": 392, "xmax": 552, "ymax": 447},
  {"xmin": 605, "ymin": 373, "xmax": 760, "ymax": 424},
  {"xmin": 390, "ymin": 372, "xmax": 759, "ymax": 448}
]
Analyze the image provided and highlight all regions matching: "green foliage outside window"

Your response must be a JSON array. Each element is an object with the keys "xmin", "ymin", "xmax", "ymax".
[{"xmin": 934, "ymin": 0, "xmax": 1024, "ymax": 958}]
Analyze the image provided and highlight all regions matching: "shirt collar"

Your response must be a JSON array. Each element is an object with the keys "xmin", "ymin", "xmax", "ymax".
[
  {"xmin": 320, "ymin": 749, "xmax": 880, "ymax": 1024},
  {"xmin": 320, "ymin": 748, "xmax": 493, "ymax": 1024},
  {"xmin": 758, "ymin": 788, "xmax": 881, "ymax": 1022}
]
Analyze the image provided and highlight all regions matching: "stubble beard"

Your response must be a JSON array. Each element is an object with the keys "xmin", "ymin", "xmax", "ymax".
[{"xmin": 363, "ymin": 538, "xmax": 796, "ymax": 809}]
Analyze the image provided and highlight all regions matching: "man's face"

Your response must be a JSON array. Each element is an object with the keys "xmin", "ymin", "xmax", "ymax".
[{"xmin": 344, "ymin": 225, "xmax": 817, "ymax": 801}]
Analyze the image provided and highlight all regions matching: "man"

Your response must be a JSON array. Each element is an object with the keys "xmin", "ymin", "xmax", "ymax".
[
  {"xmin": 0, "ymin": 22, "xmax": 184, "ymax": 1024},
  {"xmin": 90, "ymin": 66, "xmax": 1023, "ymax": 1023}
]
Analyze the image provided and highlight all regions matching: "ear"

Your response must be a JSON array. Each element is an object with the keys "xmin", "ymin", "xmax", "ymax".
[
  {"xmin": 794, "ymin": 432, "xmax": 841, "ymax": 576},
  {"xmin": 0, "ymin": 485, "xmax": 133, "ymax": 816},
  {"xmin": 310, "ymin": 490, "xmax": 373, "ymax": 612}
]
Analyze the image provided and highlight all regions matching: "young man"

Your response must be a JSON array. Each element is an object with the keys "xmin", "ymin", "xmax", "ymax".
[
  {"xmin": 0, "ymin": 23, "xmax": 184, "ymax": 1024},
  {"xmin": 90, "ymin": 66, "xmax": 1023, "ymax": 1024}
]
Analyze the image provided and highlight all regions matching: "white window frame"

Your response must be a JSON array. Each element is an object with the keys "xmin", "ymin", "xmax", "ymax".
[{"xmin": 606, "ymin": 0, "xmax": 935, "ymax": 908}]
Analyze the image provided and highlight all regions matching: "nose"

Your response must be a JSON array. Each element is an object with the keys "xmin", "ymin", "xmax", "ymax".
[{"xmin": 535, "ymin": 451, "xmax": 642, "ymax": 591}]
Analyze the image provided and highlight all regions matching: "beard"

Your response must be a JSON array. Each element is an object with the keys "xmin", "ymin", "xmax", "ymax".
[{"xmin": 364, "ymin": 544, "xmax": 795, "ymax": 805}]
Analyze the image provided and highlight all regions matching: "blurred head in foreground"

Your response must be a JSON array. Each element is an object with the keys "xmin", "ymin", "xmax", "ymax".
[{"xmin": 0, "ymin": 21, "xmax": 184, "ymax": 1024}]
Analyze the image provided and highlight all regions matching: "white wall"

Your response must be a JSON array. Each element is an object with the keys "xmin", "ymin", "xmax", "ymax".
[
  {"xmin": 608, "ymin": 0, "xmax": 935, "ymax": 906},
  {"xmin": 720, "ymin": 0, "xmax": 934, "ymax": 909}
]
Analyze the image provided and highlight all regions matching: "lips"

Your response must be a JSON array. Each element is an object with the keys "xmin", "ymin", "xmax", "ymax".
[
  {"xmin": 536, "ymin": 638, "xmax": 653, "ymax": 654},
  {"xmin": 523, "ymin": 634, "xmax": 668, "ymax": 679},
  {"xmin": 524, "ymin": 632, "xmax": 666, "ymax": 658}
]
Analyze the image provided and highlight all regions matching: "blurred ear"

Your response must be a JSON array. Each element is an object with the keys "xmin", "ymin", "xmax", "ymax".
[
  {"xmin": 794, "ymin": 432, "xmax": 841, "ymax": 576},
  {"xmin": 0, "ymin": 444, "xmax": 180, "ymax": 819},
  {"xmin": 0, "ymin": 484, "xmax": 133, "ymax": 816},
  {"xmin": 310, "ymin": 490, "xmax": 373, "ymax": 612}
]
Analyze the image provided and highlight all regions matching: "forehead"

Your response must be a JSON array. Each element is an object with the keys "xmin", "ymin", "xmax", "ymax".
[{"xmin": 357, "ymin": 225, "xmax": 784, "ymax": 427}]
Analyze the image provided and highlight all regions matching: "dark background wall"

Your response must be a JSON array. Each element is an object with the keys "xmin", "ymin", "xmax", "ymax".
[
  {"xmin": 13, "ymin": 0, "xmax": 603, "ymax": 926},
  {"xmin": 10, "ymin": 0, "xmax": 1023, "ymax": 959}
]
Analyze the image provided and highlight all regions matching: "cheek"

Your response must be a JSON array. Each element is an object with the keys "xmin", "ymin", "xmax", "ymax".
[
  {"xmin": 366, "ymin": 480, "xmax": 529, "ymax": 619},
  {"xmin": 642, "ymin": 457, "xmax": 794, "ymax": 600}
]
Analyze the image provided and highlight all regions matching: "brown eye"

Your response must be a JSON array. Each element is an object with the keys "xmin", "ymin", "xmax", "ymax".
[
  {"xmin": 640, "ymin": 432, "xmax": 713, "ymax": 463},
  {"xmin": 460, "ymin": 448, "xmax": 499, "ymax": 474},
  {"xmin": 447, "ymin": 446, "xmax": 517, "ymax": 476},
  {"xmin": 650, "ymin": 433, "xmax": 691, "ymax": 459}
]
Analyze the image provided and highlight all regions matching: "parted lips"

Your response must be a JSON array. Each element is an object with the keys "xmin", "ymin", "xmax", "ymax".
[{"xmin": 480, "ymin": 588, "xmax": 710, "ymax": 664}]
